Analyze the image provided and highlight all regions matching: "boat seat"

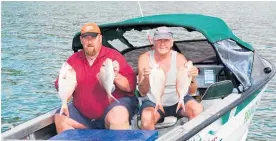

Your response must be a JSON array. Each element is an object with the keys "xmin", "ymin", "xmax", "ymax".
[{"xmin": 201, "ymin": 80, "xmax": 234, "ymax": 100}]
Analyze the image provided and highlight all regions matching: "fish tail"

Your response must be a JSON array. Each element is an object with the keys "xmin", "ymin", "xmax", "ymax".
[
  {"xmin": 176, "ymin": 102, "xmax": 181, "ymax": 114},
  {"xmin": 154, "ymin": 102, "xmax": 165, "ymax": 114},
  {"xmin": 154, "ymin": 105, "xmax": 158, "ymax": 114},
  {"xmin": 176, "ymin": 100, "xmax": 185, "ymax": 113},
  {"xmin": 59, "ymin": 108, "xmax": 63, "ymax": 116},
  {"xmin": 109, "ymin": 93, "xmax": 120, "ymax": 103}
]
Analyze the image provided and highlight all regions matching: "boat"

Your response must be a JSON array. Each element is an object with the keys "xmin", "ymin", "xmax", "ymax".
[{"xmin": 2, "ymin": 14, "xmax": 275, "ymax": 141}]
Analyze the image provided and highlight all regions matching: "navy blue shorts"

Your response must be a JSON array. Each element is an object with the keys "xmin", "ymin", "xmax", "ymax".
[
  {"xmin": 56, "ymin": 96, "xmax": 138, "ymax": 129},
  {"xmin": 139, "ymin": 95, "xmax": 195, "ymax": 121}
]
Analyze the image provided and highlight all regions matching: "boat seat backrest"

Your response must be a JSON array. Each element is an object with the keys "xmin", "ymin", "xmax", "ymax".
[
  {"xmin": 201, "ymin": 80, "xmax": 233, "ymax": 100},
  {"xmin": 72, "ymin": 33, "xmax": 82, "ymax": 52}
]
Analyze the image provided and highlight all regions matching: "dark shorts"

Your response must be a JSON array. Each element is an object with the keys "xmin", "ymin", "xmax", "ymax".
[
  {"xmin": 56, "ymin": 96, "xmax": 138, "ymax": 129},
  {"xmin": 139, "ymin": 95, "xmax": 195, "ymax": 121}
]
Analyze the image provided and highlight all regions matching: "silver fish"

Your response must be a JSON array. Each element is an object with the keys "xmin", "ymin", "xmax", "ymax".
[
  {"xmin": 176, "ymin": 61, "xmax": 193, "ymax": 113},
  {"xmin": 58, "ymin": 62, "xmax": 77, "ymax": 116},
  {"xmin": 98, "ymin": 58, "xmax": 119, "ymax": 103},
  {"xmin": 149, "ymin": 65, "xmax": 166, "ymax": 114}
]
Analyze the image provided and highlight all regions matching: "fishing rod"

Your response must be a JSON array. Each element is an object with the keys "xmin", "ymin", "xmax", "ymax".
[{"xmin": 137, "ymin": 1, "xmax": 152, "ymax": 45}]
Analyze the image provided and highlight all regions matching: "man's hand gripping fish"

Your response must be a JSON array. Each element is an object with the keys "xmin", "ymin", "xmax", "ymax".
[
  {"xmin": 98, "ymin": 58, "xmax": 119, "ymax": 103},
  {"xmin": 149, "ymin": 65, "xmax": 166, "ymax": 114},
  {"xmin": 176, "ymin": 61, "xmax": 193, "ymax": 113},
  {"xmin": 58, "ymin": 62, "xmax": 77, "ymax": 116}
]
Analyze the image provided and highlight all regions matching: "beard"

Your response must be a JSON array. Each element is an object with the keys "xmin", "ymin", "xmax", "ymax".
[{"xmin": 84, "ymin": 46, "xmax": 97, "ymax": 57}]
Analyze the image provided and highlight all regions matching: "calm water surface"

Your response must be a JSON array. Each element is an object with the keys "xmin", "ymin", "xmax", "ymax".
[{"xmin": 1, "ymin": 2, "xmax": 276, "ymax": 140}]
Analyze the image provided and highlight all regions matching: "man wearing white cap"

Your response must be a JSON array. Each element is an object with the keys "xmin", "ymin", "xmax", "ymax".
[{"xmin": 138, "ymin": 26, "xmax": 203, "ymax": 130}]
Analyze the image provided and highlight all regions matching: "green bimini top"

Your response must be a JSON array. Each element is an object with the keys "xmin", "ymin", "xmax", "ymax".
[{"xmin": 73, "ymin": 14, "xmax": 254, "ymax": 51}]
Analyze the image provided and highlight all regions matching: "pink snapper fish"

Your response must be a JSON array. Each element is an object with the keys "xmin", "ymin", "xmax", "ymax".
[
  {"xmin": 98, "ymin": 58, "xmax": 119, "ymax": 103},
  {"xmin": 176, "ymin": 61, "xmax": 193, "ymax": 113},
  {"xmin": 149, "ymin": 64, "xmax": 166, "ymax": 114},
  {"xmin": 58, "ymin": 62, "xmax": 77, "ymax": 116}
]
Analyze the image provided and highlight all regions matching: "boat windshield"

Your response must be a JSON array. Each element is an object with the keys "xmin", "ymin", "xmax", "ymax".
[
  {"xmin": 117, "ymin": 27, "xmax": 218, "ymax": 73},
  {"xmin": 108, "ymin": 27, "xmax": 206, "ymax": 50},
  {"xmin": 214, "ymin": 39, "xmax": 254, "ymax": 91}
]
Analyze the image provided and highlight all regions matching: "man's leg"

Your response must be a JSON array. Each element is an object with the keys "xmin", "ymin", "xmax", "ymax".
[
  {"xmin": 178, "ymin": 95, "xmax": 203, "ymax": 120},
  {"xmin": 141, "ymin": 107, "xmax": 161, "ymax": 130},
  {"xmin": 140, "ymin": 100, "xmax": 164, "ymax": 130},
  {"xmin": 104, "ymin": 96, "xmax": 138, "ymax": 130},
  {"xmin": 54, "ymin": 103, "xmax": 92, "ymax": 133},
  {"xmin": 105, "ymin": 105, "xmax": 129, "ymax": 129}
]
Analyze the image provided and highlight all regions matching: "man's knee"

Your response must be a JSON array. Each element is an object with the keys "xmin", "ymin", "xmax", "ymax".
[
  {"xmin": 54, "ymin": 114, "xmax": 69, "ymax": 133},
  {"xmin": 54, "ymin": 114, "xmax": 66, "ymax": 125},
  {"xmin": 192, "ymin": 102, "xmax": 203, "ymax": 116},
  {"xmin": 189, "ymin": 102, "xmax": 203, "ymax": 118},
  {"xmin": 141, "ymin": 108, "xmax": 156, "ymax": 129},
  {"xmin": 185, "ymin": 100, "xmax": 203, "ymax": 119},
  {"xmin": 141, "ymin": 109, "xmax": 155, "ymax": 121},
  {"xmin": 105, "ymin": 106, "xmax": 129, "ymax": 125}
]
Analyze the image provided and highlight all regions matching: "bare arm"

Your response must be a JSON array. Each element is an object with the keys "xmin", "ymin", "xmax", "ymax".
[
  {"xmin": 112, "ymin": 54, "xmax": 136, "ymax": 94},
  {"xmin": 189, "ymin": 76, "xmax": 198, "ymax": 94},
  {"xmin": 188, "ymin": 65, "xmax": 199, "ymax": 94},
  {"xmin": 138, "ymin": 53, "xmax": 151, "ymax": 96},
  {"xmin": 114, "ymin": 73, "xmax": 132, "ymax": 92},
  {"xmin": 176, "ymin": 53, "xmax": 187, "ymax": 70}
]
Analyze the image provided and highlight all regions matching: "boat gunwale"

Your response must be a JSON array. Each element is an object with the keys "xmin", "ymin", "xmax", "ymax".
[{"xmin": 1, "ymin": 108, "xmax": 57, "ymax": 140}]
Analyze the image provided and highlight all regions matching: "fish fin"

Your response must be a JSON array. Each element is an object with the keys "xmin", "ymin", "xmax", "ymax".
[{"xmin": 59, "ymin": 108, "xmax": 63, "ymax": 116}]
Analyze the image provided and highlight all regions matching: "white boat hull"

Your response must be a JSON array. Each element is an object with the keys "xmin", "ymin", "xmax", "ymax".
[
  {"xmin": 219, "ymin": 87, "xmax": 264, "ymax": 141},
  {"xmin": 157, "ymin": 84, "xmax": 267, "ymax": 141}
]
